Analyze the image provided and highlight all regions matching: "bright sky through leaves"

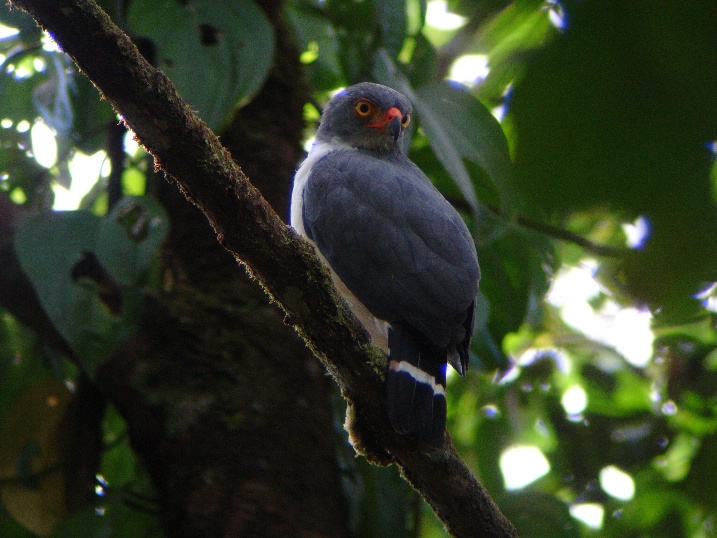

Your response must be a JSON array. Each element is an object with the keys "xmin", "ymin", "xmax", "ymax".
[{"xmin": 500, "ymin": 445, "xmax": 550, "ymax": 490}]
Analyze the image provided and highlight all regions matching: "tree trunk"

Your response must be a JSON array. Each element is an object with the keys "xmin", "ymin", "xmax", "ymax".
[
  {"xmin": 0, "ymin": 2, "xmax": 351, "ymax": 534},
  {"xmin": 93, "ymin": 3, "xmax": 351, "ymax": 536}
]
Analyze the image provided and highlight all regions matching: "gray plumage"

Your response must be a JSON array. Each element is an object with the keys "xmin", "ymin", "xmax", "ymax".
[
  {"xmin": 302, "ymin": 149, "xmax": 477, "ymax": 352},
  {"xmin": 291, "ymin": 82, "xmax": 480, "ymax": 446}
]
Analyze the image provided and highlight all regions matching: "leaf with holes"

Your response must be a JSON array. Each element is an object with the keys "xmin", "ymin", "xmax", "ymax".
[
  {"xmin": 128, "ymin": 0, "xmax": 274, "ymax": 131},
  {"xmin": 13, "ymin": 197, "xmax": 168, "ymax": 376}
]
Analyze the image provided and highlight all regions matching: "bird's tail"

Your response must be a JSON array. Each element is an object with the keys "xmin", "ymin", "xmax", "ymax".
[{"xmin": 386, "ymin": 324, "xmax": 447, "ymax": 447}]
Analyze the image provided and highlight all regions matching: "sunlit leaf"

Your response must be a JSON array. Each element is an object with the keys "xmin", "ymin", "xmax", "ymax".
[
  {"xmin": 0, "ymin": 70, "xmax": 49, "ymax": 124},
  {"xmin": 471, "ymin": 1, "xmax": 553, "ymax": 105},
  {"xmin": 285, "ymin": 1, "xmax": 343, "ymax": 92},
  {"xmin": 0, "ymin": 380, "xmax": 72, "ymax": 537}
]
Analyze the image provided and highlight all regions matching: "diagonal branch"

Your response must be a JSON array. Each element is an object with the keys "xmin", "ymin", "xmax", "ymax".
[{"xmin": 7, "ymin": 0, "xmax": 517, "ymax": 535}]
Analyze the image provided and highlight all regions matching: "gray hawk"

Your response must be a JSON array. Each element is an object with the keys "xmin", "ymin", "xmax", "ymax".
[{"xmin": 291, "ymin": 82, "xmax": 480, "ymax": 447}]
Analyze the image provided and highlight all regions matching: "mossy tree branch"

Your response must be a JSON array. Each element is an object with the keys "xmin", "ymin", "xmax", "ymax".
[{"xmin": 7, "ymin": 0, "xmax": 517, "ymax": 535}]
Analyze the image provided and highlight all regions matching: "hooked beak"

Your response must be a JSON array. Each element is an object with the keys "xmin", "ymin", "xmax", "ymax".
[
  {"xmin": 387, "ymin": 115, "xmax": 402, "ymax": 142},
  {"xmin": 366, "ymin": 106, "xmax": 403, "ymax": 142}
]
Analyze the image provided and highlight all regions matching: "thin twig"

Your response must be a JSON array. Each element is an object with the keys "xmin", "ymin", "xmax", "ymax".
[
  {"xmin": 513, "ymin": 212, "xmax": 629, "ymax": 258},
  {"xmin": 450, "ymin": 196, "xmax": 630, "ymax": 258}
]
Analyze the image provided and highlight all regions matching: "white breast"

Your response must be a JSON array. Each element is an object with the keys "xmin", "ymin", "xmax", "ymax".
[
  {"xmin": 290, "ymin": 140, "xmax": 344, "ymax": 235},
  {"xmin": 289, "ymin": 139, "xmax": 390, "ymax": 351}
]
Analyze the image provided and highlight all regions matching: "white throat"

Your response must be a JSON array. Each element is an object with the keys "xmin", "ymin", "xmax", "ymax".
[
  {"xmin": 289, "ymin": 138, "xmax": 390, "ymax": 351},
  {"xmin": 290, "ymin": 139, "xmax": 350, "ymax": 235}
]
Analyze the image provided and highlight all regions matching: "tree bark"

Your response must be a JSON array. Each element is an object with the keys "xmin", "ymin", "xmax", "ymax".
[
  {"xmin": 113, "ymin": 6, "xmax": 351, "ymax": 532},
  {"xmin": 3, "ymin": 1, "xmax": 350, "ymax": 535},
  {"xmin": 6, "ymin": 0, "xmax": 518, "ymax": 536}
]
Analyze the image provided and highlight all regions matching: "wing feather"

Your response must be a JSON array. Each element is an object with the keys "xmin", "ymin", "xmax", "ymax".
[{"xmin": 303, "ymin": 149, "xmax": 479, "ymax": 348}]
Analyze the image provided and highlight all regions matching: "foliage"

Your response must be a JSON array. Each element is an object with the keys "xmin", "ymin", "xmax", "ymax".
[
  {"xmin": 14, "ymin": 197, "xmax": 168, "ymax": 377},
  {"xmin": 127, "ymin": 0, "xmax": 275, "ymax": 131},
  {"xmin": 0, "ymin": 0, "xmax": 716, "ymax": 536}
]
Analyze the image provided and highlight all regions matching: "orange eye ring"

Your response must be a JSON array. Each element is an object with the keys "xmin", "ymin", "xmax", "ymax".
[
  {"xmin": 355, "ymin": 100, "xmax": 374, "ymax": 117},
  {"xmin": 401, "ymin": 113, "xmax": 411, "ymax": 127}
]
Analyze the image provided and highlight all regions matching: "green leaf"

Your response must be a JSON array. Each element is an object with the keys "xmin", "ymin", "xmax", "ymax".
[
  {"xmin": 0, "ymin": 316, "xmax": 55, "ymax": 428},
  {"xmin": 0, "ymin": 130, "xmax": 47, "ymax": 201},
  {"xmin": 98, "ymin": 197, "xmax": 169, "ymax": 287},
  {"xmin": 100, "ymin": 442, "xmax": 137, "ymax": 490},
  {"xmin": 285, "ymin": 1, "xmax": 343, "ymax": 92},
  {"xmin": 473, "ymin": 3, "xmax": 553, "ymax": 105},
  {"xmin": 13, "ymin": 197, "xmax": 168, "ymax": 376},
  {"xmin": 499, "ymin": 491, "xmax": 580, "ymax": 538},
  {"xmin": 684, "ymin": 434, "xmax": 717, "ymax": 512},
  {"xmin": 0, "ymin": 2, "xmax": 40, "ymax": 33},
  {"xmin": 371, "ymin": 0, "xmax": 407, "ymax": 59},
  {"xmin": 0, "ymin": 70, "xmax": 49, "ymax": 124},
  {"xmin": 52, "ymin": 492, "xmax": 163, "ymax": 538},
  {"xmin": 70, "ymin": 71, "xmax": 115, "ymax": 155},
  {"xmin": 128, "ymin": 0, "xmax": 275, "ymax": 131},
  {"xmin": 511, "ymin": 0, "xmax": 717, "ymax": 317},
  {"xmin": 326, "ymin": 0, "xmax": 374, "ymax": 33},
  {"xmin": 351, "ymin": 459, "xmax": 415, "ymax": 538},
  {"xmin": 415, "ymin": 81, "xmax": 517, "ymax": 210},
  {"xmin": 404, "ymin": 33, "xmax": 437, "ymax": 87},
  {"xmin": 479, "ymin": 224, "xmax": 553, "ymax": 370}
]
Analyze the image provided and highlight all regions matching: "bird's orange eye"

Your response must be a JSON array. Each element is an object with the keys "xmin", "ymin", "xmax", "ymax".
[
  {"xmin": 355, "ymin": 100, "xmax": 374, "ymax": 117},
  {"xmin": 401, "ymin": 113, "xmax": 411, "ymax": 127}
]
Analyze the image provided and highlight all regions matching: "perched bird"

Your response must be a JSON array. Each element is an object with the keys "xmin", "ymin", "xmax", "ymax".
[{"xmin": 291, "ymin": 82, "xmax": 480, "ymax": 446}]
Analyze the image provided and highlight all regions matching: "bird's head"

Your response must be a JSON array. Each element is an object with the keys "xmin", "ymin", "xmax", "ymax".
[{"xmin": 316, "ymin": 82, "xmax": 412, "ymax": 154}]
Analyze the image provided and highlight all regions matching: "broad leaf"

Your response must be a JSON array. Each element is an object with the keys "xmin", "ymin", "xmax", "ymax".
[
  {"xmin": 0, "ymin": 70, "xmax": 48, "ymax": 125},
  {"xmin": 415, "ymin": 80, "xmax": 517, "ymax": 211},
  {"xmin": 285, "ymin": 1, "xmax": 343, "ymax": 92},
  {"xmin": 372, "ymin": 0, "xmax": 407, "ymax": 59},
  {"xmin": 128, "ymin": 0, "xmax": 275, "ymax": 131},
  {"xmin": 14, "ymin": 197, "xmax": 168, "ymax": 376},
  {"xmin": 70, "ymin": 71, "xmax": 116, "ymax": 156}
]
